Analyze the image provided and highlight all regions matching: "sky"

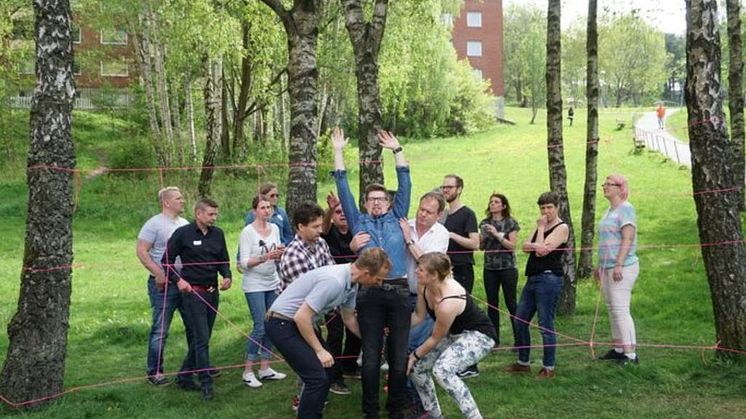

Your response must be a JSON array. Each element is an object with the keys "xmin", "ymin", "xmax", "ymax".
[{"xmin": 503, "ymin": 0, "xmax": 688, "ymax": 35}]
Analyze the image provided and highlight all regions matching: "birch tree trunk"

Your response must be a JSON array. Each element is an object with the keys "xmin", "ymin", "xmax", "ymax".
[
  {"xmin": 726, "ymin": 0, "xmax": 745, "ymax": 211},
  {"xmin": 185, "ymin": 77, "xmax": 197, "ymax": 162},
  {"xmin": 150, "ymin": 11, "xmax": 173, "ymax": 165},
  {"xmin": 0, "ymin": 0, "xmax": 76, "ymax": 407},
  {"xmin": 170, "ymin": 77, "xmax": 183, "ymax": 165},
  {"xmin": 577, "ymin": 0, "xmax": 599, "ymax": 279},
  {"xmin": 199, "ymin": 57, "xmax": 223, "ymax": 198},
  {"xmin": 343, "ymin": 0, "xmax": 388, "ymax": 199},
  {"xmin": 261, "ymin": 0, "xmax": 321, "ymax": 221},
  {"xmin": 131, "ymin": 11, "xmax": 165, "ymax": 167},
  {"xmin": 546, "ymin": 0, "xmax": 576, "ymax": 314},
  {"xmin": 685, "ymin": 0, "xmax": 746, "ymax": 356}
]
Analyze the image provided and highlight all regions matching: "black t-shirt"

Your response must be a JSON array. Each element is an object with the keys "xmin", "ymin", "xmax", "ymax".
[
  {"xmin": 444, "ymin": 205, "xmax": 478, "ymax": 266},
  {"xmin": 322, "ymin": 224, "xmax": 356, "ymax": 264}
]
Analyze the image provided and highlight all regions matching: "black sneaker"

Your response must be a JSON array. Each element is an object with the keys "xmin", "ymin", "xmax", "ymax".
[
  {"xmin": 202, "ymin": 386, "xmax": 214, "ymax": 401},
  {"xmin": 176, "ymin": 378, "xmax": 200, "ymax": 391},
  {"xmin": 456, "ymin": 366, "xmax": 479, "ymax": 379},
  {"xmin": 147, "ymin": 373, "xmax": 170, "ymax": 386},
  {"xmin": 617, "ymin": 354, "xmax": 640, "ymax": 366},
  {"xmin": 597, "ymin": 349, "xmax": 627, "ymax": 361}
]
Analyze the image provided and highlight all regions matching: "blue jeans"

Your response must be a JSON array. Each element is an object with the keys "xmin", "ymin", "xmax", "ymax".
[
  {"xmin": 408, "ymin": 293, "xmax": 434, "ymax": 352},
  {"xmin": 245, "ymin": 290, "xmax": 278, "ymax": 361},
  {"xmin": 357, "ymin": 281, "xmax": 411, "ymax": 418},
  {"xmin": 178, "ymin": 289, "xmax": 218, "ymax": 388},
  {"xmin": 146, "ymin": 276, "xmax": 192, "ymax": 375},
  {"xmin": 266, "ymin": 318, "xmax": 332, "ymax": 419},
  {"xmin": 514, "ymin": 272, "xmax": 563, "ymax": 368}
]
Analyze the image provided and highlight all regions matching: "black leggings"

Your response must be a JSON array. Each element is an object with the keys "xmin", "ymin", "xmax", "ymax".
[{"xmin": 483, "ymin": 267, "xmax": 518, "ymax": 346}]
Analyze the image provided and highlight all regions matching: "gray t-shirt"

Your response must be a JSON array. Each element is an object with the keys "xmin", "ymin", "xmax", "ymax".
[
  {"xmin": 138, "ymin": 213, "xmax": 189, "ymax": 273},
  {"xmin": 269, "ymin": 263, "xmax": 357, "ymax": 319}
]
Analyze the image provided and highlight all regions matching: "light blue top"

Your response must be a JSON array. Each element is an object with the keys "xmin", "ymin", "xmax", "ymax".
[
  {"xmin": 269, "ymin": 263, "xmax": 357, "ymax": 319},
  {"xmin": 598, "ymin": 201, "xmax": 638, "ymax": 268},
  {"xmin": 138, "ymin": 213, "xmax": 189, "ymax": 273},
  {"xmin": 333, "ymin": 166, "xmax": 411, "ymax": 279}
]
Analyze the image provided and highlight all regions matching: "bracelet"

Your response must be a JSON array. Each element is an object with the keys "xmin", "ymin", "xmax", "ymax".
[
  {"xmin": 406, "ymin": 239, "xmax": 415, "ymax": 246},
  {"xmin": 392, "ymin": 146, "xmax": 403, "ymax": 154},
  {"xmin": 412, "ymin": 351, "xmax": 421, "ymax": 361}
]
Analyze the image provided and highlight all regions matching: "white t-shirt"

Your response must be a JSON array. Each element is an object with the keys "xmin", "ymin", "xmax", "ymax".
[
  {"xmin": 137, "ymin": 213, "xmax": 189, "ymax": 274},
  {"xmin": 239, "ymin": 223, "xmax": 281, "ymax": 293}
]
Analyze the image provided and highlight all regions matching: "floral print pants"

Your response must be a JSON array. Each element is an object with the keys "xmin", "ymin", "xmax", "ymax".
[{"xmin": 410, "ymin": 330, "xmax": 494, "ymax": 419}]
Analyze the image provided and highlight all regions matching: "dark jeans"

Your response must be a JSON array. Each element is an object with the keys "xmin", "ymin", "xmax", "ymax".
[
  {"xmin": 325, "ymin": 310, "xmax": 361, "ymax": 382},
  {"xmin": 146, "ymin": 276, "xmax": 192, "ymax": 375},
  {"xmin": 178, "ymin": 289, "xmax": 218, "ymax": 388},
  {"xmin": 515, "ymin": 272, "xmax": 563, "ymax": 367},
  {"xmin": 266, "ymin": 317, "xmax": 332, "ymax": 419},
  {"xmin": 483, "ymin": 268, "xmax": 518, "ymax": 346},
  {"xmin": 452, "ymin": 264, "xmax": 474, "ymax": 293},
  {"xmin": 357, "ymin": 281, "xmax": 411, "ymax": 418}
]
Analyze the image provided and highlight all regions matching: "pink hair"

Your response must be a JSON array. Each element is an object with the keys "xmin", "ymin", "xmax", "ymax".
[{"xmin": 607, "ymin": 173, "xmax": 629, "ymax": 200}]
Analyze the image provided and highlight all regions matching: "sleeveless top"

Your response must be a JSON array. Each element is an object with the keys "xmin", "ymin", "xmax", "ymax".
[
  {"xmin": 525, "ymin": 222, "xmax": 567, "ymax": 277},
  {"xmin": 424, "ymin": 287, "xmax": 497, "ymax": 341}
]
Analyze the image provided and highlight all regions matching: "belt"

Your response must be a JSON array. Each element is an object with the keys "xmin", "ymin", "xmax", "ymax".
[
  {"xmin": 191, "ymin": 284, "xmax": 216, "ymax": 293},
  {"xmin": 379, "ymin": 277, "xmax": 408, "ymax": 291},
  {"xmin": 265, "ymin": 311, "xmax": 293, "ymax": 322}
]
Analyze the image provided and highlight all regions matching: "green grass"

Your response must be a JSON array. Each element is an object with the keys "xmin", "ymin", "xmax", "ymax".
[
  {"xmin": 1, "ymin": 107, "xmax": 745, "ymax": 418},
  {"xmin": 665, "ymin": 108, "xmax": 690, "ymax": 142}
]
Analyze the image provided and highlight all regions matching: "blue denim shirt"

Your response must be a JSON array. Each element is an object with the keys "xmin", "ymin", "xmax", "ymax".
[
  {"xmin": 333, "ymin": 166, "xmax": 411, "ymax": 279},
  {"xmin": 244, "ymin": 205, "xmax": 294, "ymax": 246}
]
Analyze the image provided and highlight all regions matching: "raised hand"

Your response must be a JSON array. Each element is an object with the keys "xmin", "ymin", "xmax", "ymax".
[
  {"xmin": 377, "ymin": 130, "xmax": 401, "ymax": 150},
  {"xmin": 332, "ymin": 127, "xmax": 348, "ymax": 150}
]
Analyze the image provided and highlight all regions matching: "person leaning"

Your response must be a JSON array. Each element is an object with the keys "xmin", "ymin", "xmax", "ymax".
[
  {"xmin": 163, "ymin": 198, "xmax": 232, "ymax": 401},
  {"xmin": 266, "ymin": 248, "xmax": 392, "ymax": 419}
]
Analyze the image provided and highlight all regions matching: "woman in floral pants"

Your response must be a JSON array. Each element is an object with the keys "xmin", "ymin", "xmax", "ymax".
[{"xmin": 407, "ymin": 253, "xmax": 496, "ymax": 419}]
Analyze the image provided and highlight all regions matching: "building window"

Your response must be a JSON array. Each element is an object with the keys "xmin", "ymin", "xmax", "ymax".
[
  {"xmin": 100, "ymin": 60, "xmax": 128, "ymax": 77},
  {"xmin": 72, "ymin": 24, "xmax": 81, "ymax": 43},
  {"xmin": 101, "ymin": 29, "xmax": 127, "ymax": 45},
  {"xmin": 466, "ymin": 41, "xmax": 482, "ymax": 57},
  {"xmin": 466, "ymin": 12, "xmax": 482, "ymax": 28}
]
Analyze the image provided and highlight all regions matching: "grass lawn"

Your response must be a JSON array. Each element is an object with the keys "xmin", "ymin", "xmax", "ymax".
[{"xmin": 1, "ymin": 107, "xmax": 745, "ymax": 418}]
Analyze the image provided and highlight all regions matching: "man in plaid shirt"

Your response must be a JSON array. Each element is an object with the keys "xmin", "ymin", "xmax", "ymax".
[{"xmin": 279, "ymin": 202, "xmax": 335, "ymax": 288}]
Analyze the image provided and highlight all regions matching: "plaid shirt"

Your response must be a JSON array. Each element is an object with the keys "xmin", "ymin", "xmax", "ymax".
[{"xmin": 278, "ymin": 234, "xmax": 335, "ymax": 291}]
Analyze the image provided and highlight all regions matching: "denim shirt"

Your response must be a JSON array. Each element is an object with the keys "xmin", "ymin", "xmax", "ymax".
[
  {"xmin": 333, "ymin": 166, "xmax": 411, "ymax": 279},
  {"xmin": 244, "ymin": 205, "xmax": 294, "ymax": 246}
]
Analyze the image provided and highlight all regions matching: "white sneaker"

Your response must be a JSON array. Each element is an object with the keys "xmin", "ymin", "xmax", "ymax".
[
  {"xmin": 258, "ymin": 367, "xmax": 287, "ymax": 381},
  {"xmin": 242, "ymin": 372, "xmax": 263, "ymax": 388}
]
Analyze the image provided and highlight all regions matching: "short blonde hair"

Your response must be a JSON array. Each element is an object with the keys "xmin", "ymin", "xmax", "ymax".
[{"xmin": 158, "ymin": 186, "xmax": 180, "ymax": 205}]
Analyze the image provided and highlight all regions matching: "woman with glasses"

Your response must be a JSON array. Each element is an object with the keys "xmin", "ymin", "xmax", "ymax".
[
  {"xmin": 479, "ymin": 193, "xmax": 520, "ymax": 349},
  {"xmin": 244, "ymin": 182, "xmax": 294, "ymax": 246},
  {"xmin": 238, "ymin": 195, "xmax": 287, "ymax": 388},
  {"xmin": 595, "ymin": 174, "xmax": 640, "ymax": 365}
]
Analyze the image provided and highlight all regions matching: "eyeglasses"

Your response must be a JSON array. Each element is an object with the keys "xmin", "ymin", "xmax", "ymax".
[
  {"xmin": 602, "ymin": 183, "xmax": 621, "ymax": 188},
  {"xmin": 268, "ymin": 193, "xmax": 279, "ymax": 198},
  {"xmin": 366, "ymin": 196, "xmax": 388, "ymax": 203},
  {"xmin": 334, "ymin": 209, "xmax": 343, "ymax": 215},
  {"xmin": 440, "ymin": 185, "xmax": 456, "ymax": 190}
]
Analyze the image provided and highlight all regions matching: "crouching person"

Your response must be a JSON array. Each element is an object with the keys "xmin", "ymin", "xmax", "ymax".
[
  {"xmin": 265, "ymin": 248, "xmax": 391, "ymax": 419},
  {"xmin": 408, "ymin": 253, "xmax": 496, "ymax": 419}
]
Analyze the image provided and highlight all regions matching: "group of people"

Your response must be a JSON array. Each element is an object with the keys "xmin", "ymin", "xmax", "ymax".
[{"xmin": 135, "ymin": 129, "xmax": 640, "ymax": 418}]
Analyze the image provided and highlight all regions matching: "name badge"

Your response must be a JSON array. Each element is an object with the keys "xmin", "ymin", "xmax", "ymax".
[{"xmin": 193, "ymin": 240, "xmax": 202, "ymax": 246}]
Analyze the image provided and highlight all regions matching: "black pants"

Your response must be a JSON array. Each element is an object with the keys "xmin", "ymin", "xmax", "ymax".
[
  {"xmin": 357, "ymin": 281, "xmax": 411, "ymax": 418},
  {"xmin": 178, "ymin": 289, "xmax": 218, "ymax": 389},
  {"xmin": 483, "ymin": 267, "xmax": 519, "ymax": 346},
  {"xmin": 452, "ymin": 264, "xmax": 475, "ymax": 293},
  {"xmin": 266, "ymin": 318, "xmax": 333, "ymax": 419},
  {"xmin": 325, "ymin": 310, "xmax": 362, "ymax": 383}
]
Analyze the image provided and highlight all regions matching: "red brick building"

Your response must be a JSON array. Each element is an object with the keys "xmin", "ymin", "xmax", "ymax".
[{"xmin": 449, "ymin": 0, "xmax": 505, "ymax": 116}]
